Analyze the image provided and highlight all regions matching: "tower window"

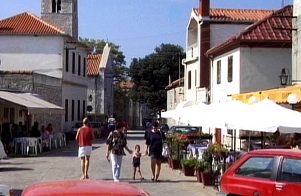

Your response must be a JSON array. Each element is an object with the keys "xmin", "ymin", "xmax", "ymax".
[
  {"xmin": 217, "ymin": 60, "xmax": 221, "ymax": 84},
  {"xmin": 52, "ymin": 0, "xmax": 62, "ymax": 13},
  {"xmin": 188, "ymin": 71, "xmax": 191, "ymax": 89}
]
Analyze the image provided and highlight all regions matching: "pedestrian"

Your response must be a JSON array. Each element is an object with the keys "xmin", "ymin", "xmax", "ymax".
[
  {"xmin": 106, "ymin": 122, "xmax": 132, "ymax": 182},
  {"xmin": 132, "ymin": 144, "xmax": 144, "ymax": 180},
  {"xmin": 76, "ymin": 117, "xmax": 95, "ymax": 180},
  {"xmin": 145, "ymin": 121, "xmax": 166, "ymax": 182}
]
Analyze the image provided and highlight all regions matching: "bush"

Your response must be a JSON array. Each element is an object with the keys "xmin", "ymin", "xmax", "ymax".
[{"xmin": 181, "ymin": 158, "xmax": 197, "ymax": 168}]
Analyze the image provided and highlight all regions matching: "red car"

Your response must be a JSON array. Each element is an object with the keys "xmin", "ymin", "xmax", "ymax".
[
  {"xmin": 218, "ymin": 149, "xmax": 301, "ymax": 196},
  {"xmin": 21, "ymin": 180, "xmax": 150, "ymax": 196}
]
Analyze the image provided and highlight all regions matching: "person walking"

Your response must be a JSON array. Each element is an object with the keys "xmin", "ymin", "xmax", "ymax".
[
  {"xmin": 106, "ymin": 122, "xmax": 132, "ymax": 182},
  {"xmin": 145, "ymin": 121, "xmax": 166, "ymax": 182},
  {"xmin": 76, "ymin": 117, "xmax": 95, "ymax": 180},
  {"xmin": 132, "ymin": 144, "xmax": 144, "ymax": 180}
]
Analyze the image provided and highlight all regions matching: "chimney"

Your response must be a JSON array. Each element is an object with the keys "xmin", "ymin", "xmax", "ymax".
[{"xmin": 199, "ymin": 0, "xmax": 210, "ymax": 17}]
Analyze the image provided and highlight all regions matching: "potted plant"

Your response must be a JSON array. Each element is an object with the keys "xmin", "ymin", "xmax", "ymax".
[
  {"xmin": 195, "ymin": 160, "xmax": 205, "ymax": 183},
  {"xmin": 166, "ymin": 135, "xmax": 181, "ymax": 169},
  {"xmin": 199, "ymin": 151, "xmax": 213, "ymax": 186},
  {"xmin": 181, "ymin": 158, "xmax": 197, "ymax": 176}
]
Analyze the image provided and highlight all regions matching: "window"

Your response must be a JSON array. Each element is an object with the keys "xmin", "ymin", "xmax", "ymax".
[
  {"xmin": 9, "ymin": 108, "xmax": 14, "ymax": 123},
  {"xmin": 235, "ymin": 157, "xmax": 274, "ymax": 180},
  {"xmin": 77, "ymin": 100, "xmax": 80, "ymax": 121},
  {"xmin": 71, "ymin": 100, "xmax": 75, "ymax": 122},
  {"xmin": 83, "ymin": 57, "xmax": 86, "ymax": 77},
  {"xmin": 188, "ymin": 71, "xmax": 191, "ymax": 89},
  {"xmin": 195, "ymin": 70, "xmax": 197, "ymax": 86},
  {"xmin": 72, "ymin": 52, "xmax": 75, "ymax": 74},
  {"xmin": 278, "ymin": 158, "xmax": 301, "ymax": 183},
  {"xmin": 217, "ymin": 60, "xmax": 221, "ymax": 84},
  {"xmin": 65, "ymin": 99, "xmax": 68, "ymax": 122},
  {"xmin": 65, "ymin": 49, "xmax": 69, "ymax": 72},
  {"xmin": 78, "ymin": 55, "xmax": 81, "ymax": 76},
  {"xmin": 3, "ymin": 108, "xmax": 9, "ymax": 119},
  {"xmin": 82, "ymin": 100, "xmax": 86, "ymax": 118},
  {"xmin": 52, "ymin": 0, "xmax": 61, "ymax": 13},
  {"xmin": 228, "ymin": 56, "xmax": 233, "ymax": 82}
]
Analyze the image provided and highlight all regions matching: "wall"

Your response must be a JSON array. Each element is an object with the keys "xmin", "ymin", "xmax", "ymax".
[
  {"xmin": 0, "ymin": 73, "xmax": 63, "ymax": 132},
  {"xmin": 0, "ymin": 36, "xmax": 64, "ymax": 78},
  {"xmin": 211, "ymin": 49, "xmax": 240, "ymax": 104},
  {"xmin": 240, "ymin": 47, "xmax": 292, "ymax": 93},
  {"xmin": 62, "ymin": 82, "xmax": 87, "ymax": 132},
  {"xmin": 210, "ymin": 24, "xmax": 249, "ymax": 47},
  {"xmin": 293, "ymin": 0, "xmax": 301, "ymax": 84}
]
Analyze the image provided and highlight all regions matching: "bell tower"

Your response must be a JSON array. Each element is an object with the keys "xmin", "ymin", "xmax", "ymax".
[{"xmin": 41, "ymin": 0, "xmax": 78, "ymax": 40}]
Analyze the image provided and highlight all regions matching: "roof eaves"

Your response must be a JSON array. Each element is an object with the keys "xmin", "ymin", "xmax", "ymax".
[{"xmin": 206, "ymin": 5, "xmax": 292, "ymax": 58}]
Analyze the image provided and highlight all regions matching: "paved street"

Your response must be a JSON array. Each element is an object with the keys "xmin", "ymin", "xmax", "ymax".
[{"xmin": 0, "ymin": 131, "xmax": 217, "ymax": 196}]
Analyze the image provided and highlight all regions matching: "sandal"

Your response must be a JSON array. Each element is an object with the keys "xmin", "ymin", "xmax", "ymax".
[
  {"xmin": 151, "ymin": 177, "xmax": 155, "ymax": 182},
  {"xmin": 140, "ymin": 177, "xmax": 144, "ymax": 180}
]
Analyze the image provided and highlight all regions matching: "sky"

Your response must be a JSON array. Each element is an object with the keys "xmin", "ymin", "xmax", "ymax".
[{"xmin": 0, "ymin": 0, "xmax": 294, "ymax": 66}]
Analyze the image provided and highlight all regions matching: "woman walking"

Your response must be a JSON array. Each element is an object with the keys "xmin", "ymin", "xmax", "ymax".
[
  {"xmin": 106, "ymin": 122, "xmax": 132, "ymax": 182},
  {"xmin": 145, "ymin": 121, "xmax": 166, "ymax": 182}
]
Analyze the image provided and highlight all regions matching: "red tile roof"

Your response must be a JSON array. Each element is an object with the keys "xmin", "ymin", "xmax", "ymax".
[
  {"xmin": 0, "ymin": 12, "xmax": 65, "ymax": 35},
  {"xmin": 193, "ymin": 8, "xmax": 273, "ymax": 23},
  {"xmin": 206, "ymin": 5, "xmax": 293, "ymax": 57},
  {"xmin": 117, "ymin": 80, "xmax": 135, "ymax": 90},
  {"xmin": 87, "ymin": 54, "xmax": 102, "ymax": 76},
  {"xmin": 165, "ymin": 78, "xmax": 184, "ymax": 90}
]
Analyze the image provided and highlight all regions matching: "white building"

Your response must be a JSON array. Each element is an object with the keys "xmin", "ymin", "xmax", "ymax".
[
  {"xmin": 183, "ymin": 0, "xmax": 273, "ymax": 105},
  {"xmin": 86, "ymin": 44, "xmax": 114, "ymax": 122},
  {"xmin": 206, "ymin": 5, "xmax": 292, "ymax": 148},
  {"xmin": 182, "ymin": 0, "xmax": 273, "ymax": 143},
  {"xmin": 0, "ymin": 0, "xmax": 89, "ymax": 132}
]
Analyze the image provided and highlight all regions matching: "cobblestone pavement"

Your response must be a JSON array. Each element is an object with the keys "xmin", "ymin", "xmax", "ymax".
[{"xmin": 0, "ymin": 132, "xmax": 218, "ymax": 196}]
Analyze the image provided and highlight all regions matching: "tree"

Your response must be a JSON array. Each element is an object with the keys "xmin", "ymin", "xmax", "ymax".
[{"xmin": 129, "ymin": 43, "xmax": 185, "ymax": 114}]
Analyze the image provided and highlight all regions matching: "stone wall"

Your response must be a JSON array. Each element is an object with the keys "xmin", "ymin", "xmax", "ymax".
[{"xmin": 0, "ymin": 72, "xmax": 64, "ymax": 132}]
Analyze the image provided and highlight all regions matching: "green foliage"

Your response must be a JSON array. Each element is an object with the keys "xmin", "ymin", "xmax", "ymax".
[
  {"xmin": 128, "ymin": 43, "xmax": 185, "ymax": 113},
  {"xmin": 195, "ymin": 160, "xmax": 211, "ymax": 172},
  {"xmin": 181, "ymin": 158, "xmax": 197, "ymax": 168},
  {"xmin": 208, "ymin": 143, "xmax": 229, "ymax": 157}
]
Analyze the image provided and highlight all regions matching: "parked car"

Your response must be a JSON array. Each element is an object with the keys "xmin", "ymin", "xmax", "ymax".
[
  {"xmin": 218, "ymin": 149, "xmax": 301, "ymax": 196},
  {"xmin": 167, "ymin": 126, "xmax": 200, "ymax": 135},
  {"xmin": 21, "ymin": 179, "xmax": 150, "ymax": 196}
]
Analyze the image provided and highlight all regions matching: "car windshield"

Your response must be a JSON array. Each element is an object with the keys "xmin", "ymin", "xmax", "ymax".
[{"xmin": 174, "ymin": 127, "xmax": 198, "ymax": 133}]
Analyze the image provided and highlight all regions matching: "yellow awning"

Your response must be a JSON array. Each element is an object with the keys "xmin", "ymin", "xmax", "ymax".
[{"xmin": 232, "ymin": 84, "xmax": 301, "ymax": 104}]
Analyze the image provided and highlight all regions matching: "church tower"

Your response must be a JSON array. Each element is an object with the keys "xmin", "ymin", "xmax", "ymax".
[{"xmin": 41, "ymin": 0, "xmax": 78, "ymax": 40}]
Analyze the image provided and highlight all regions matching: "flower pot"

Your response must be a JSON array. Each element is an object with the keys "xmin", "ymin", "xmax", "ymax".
[
  {"xmin": 167, "ymin": 158, "xmax": 172, "ymax": 168},
  {"xmin": 182, "ymin": 165, "xmax": 195, "ymax": 176},
  {"xmin": 196, "ymin": 169, "xmax": 202, "ymax": 183},
  {"xmin": 201, "ymin": 172, "xmax": 212, "ymax": 186},
  {"xmin": 171, "ymin": 159, "xmax": 180, "ymax": 170}
]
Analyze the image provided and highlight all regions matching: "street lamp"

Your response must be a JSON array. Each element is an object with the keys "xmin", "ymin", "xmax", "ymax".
[
  {"xmin": 287, "ymin": 93, "xmax": 299, "ymax": 110},
  {"xmin": 279, "ymin": 68, "xmax": 289, "ymax": 86},
  {"xmin": 248, "ymin": 96, "xmax": 259, "ymax": 104}
]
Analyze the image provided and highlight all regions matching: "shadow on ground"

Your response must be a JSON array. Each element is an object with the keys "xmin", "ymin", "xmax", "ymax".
[{"xmin": 0, "ymin": 167, "xmax": 33, "ymax": 172}]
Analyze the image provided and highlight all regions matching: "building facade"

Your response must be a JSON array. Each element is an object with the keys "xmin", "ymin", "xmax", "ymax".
[{"xmin": 0, "ymin": 0, "xmax": 89, "ymax": 132}]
